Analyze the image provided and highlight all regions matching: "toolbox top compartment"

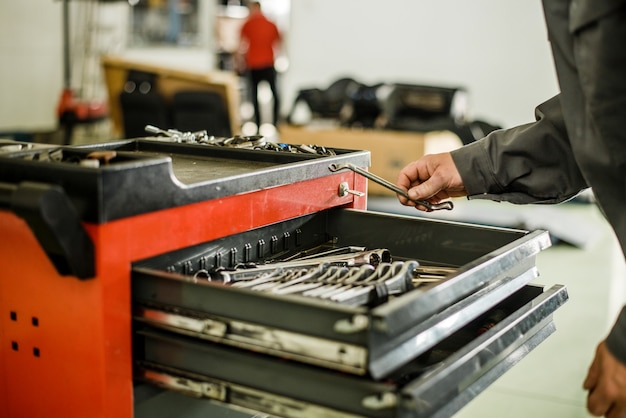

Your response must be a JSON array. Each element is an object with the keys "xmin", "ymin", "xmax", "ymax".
[{"xmin": 0, "ymin": 138, "xmax": 369, "ymax": 223}]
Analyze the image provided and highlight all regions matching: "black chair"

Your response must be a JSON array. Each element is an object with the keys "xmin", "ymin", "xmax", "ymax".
[
  {"xmin": 119, "ymin": 70, "xmax": 169, "ymax": 138},
  {"xmin": 171, "ymin": 90, "xmax": 232, "ymax": 137}
]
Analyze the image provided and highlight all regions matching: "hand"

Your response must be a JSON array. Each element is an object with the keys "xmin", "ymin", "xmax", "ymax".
[
  {"xmin": 396, "ymin": 152, "xmax": 467, "ymax": 211},
  {"xmin": 584, "ymin": 340, "xmax": 626, "ymax": 417}
]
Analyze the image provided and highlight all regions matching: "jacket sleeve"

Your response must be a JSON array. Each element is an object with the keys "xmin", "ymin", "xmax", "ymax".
[{"xmin": 450, "ymin": 94, "xmax": 588, "ymax": 204}]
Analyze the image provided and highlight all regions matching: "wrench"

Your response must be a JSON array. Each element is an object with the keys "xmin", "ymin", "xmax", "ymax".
[{"xmin": 328, "ymin": 163, "xmax": 453, "ymax": 211}]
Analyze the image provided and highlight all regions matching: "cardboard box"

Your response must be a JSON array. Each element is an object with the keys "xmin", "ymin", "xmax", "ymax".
[{"xmin": 279, "ymin": 124, "xmax": 461, "ymax": 196}]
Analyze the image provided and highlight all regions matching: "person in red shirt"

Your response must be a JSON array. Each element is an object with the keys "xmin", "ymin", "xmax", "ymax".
[{"xmin": 238, "ymin": 1, "xmax": 282, "ymax": 132}]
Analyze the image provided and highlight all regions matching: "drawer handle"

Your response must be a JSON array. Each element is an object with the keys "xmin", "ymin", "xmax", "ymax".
[{"xmin": 338, "ymin": 181, "xmax": 365, "ymax": 197}]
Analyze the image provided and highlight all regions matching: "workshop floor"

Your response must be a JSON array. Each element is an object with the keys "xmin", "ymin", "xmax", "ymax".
[{"xmin": 368, "ymin": 196, "xmax": 625, "ymax": 418}]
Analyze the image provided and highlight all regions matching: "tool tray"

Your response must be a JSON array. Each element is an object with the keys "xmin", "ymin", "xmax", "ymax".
[
  {"xmin": 132, "ymin": 208, "xmax": 567, "ymax": 418},
  {"xmin": 0, "ymin": 138, "xmax": 369, "ymax": 223}
]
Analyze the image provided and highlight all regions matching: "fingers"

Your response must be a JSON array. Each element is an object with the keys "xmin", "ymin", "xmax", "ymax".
[
  {"xmin": 584, "ymin": 341, "xmax": 626, "ymax": 417},
  {"xmin": 584, "ymin": 346, "xmax": 601, "ymax": 390},
  {"xmin": 606, "ymin": 405, "xmax": 626, "ymax": 418},
  {"xmin": 585, "ymin": 343, "xmax": 611, "ymax": 416},
  {"xmin": 588, "ymin": 382, "xmax": 613, "ymax": 417},
  {"xmin": 407, "ymin": 174, "xmax": 446, "ymax": 203},
  {"xmin": 395, "ymin": 152, "xmax": 467, "ymax": 211},
  {"xmin": 395, "ymin": 165, "xmax": 439, "ymax": 211}
]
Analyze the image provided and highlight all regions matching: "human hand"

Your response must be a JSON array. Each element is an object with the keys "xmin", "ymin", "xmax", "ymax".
[
  {"xmin": 396, "ymin": 152, "xmax": 467, "ymax": 211},
  {"xmin": 583, "ymin": 340, "xmax": 626, "ymax": 417}
]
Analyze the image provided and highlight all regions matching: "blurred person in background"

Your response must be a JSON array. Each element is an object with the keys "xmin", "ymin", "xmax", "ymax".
[
  {"xmin": 395, "ymin": 1, "xmax": 626, "ymax": 417},
  {"xmin": 238, "ymin": 1, "xmax": 282, "ymax": 132}
]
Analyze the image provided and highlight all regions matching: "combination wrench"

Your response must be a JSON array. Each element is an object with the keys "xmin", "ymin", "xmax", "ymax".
[{"xmin": 328, "ymin": 162, "xmax": 454, "ymax": 211}]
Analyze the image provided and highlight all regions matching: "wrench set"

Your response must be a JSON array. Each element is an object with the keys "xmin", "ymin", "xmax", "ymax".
[
  {"xmin": 199, "ymin": 247, "xmax": 453, "ymax": 307},
  {"xmin": 144, "ymin": 124, "xmax": 337, "ymax": 156}
]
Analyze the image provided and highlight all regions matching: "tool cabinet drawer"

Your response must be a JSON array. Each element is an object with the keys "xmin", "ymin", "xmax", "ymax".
[
  {"xmin": 131, "ymin": 208, "xmax": 567, "ymax": 417},
  {"xmin": 133, "ymin": 283, "xmax": 566, "ymax": 418}
]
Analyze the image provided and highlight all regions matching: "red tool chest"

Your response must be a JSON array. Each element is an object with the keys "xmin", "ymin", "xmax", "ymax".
[{"xmin": 0, "ymin": 137, "xmax": 566, "ymax": 418}]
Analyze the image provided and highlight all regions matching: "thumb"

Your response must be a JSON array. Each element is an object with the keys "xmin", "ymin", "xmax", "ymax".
[{"xmin": 408, "ymin": 177, "xmax": 444, "ymax": 201}]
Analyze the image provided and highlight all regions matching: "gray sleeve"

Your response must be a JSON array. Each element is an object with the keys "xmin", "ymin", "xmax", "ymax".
[
  {"xmin": 450, "ymin": 95, "xmax": 588, "ymax": 204},
  {"xmin": 606, "ymin": 306, "xmax": 626, "ymax": 365}
]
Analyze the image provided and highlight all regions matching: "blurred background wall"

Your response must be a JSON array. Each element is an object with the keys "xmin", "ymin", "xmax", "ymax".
[
  {"xmin": 0, "ymin": 0, "xmax": 558, "ymax": 135},
  {"xmin": 284, "ymin": 0, "xmax": 559, "ymax": 129}
]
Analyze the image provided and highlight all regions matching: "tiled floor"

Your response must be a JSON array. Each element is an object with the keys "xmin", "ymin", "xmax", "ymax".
[{"xmin": 369, "ymin": 196, "xmax": 626, "ymax": 418}]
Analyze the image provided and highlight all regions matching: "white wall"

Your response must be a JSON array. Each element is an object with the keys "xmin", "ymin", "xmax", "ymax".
[
  {"xmin": 0, "ymin": 0, "xmax": 130, "ymax": 133},
  {"xmin": 0, "ymin": 0, "xmax": 204, "ymax": 134},
  {"xmin": 284, "ymin": 0, "xmax": 559, "ymax": 129},
  {"xmin": 0, "ymin": 0, "xmax": 64, "ymax": 132},
  {"xmin": 0, "ymin": 0, "xmax": 559, "ymax": 133}
]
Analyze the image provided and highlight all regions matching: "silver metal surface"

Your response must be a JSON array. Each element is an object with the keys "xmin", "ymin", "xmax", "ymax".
[
  {"xmin": 136, "ymin": 283, "xmax": 568, "ymax": 417},
  {"xmin": 369, "ymin": 228, "xmax": 552, "ymax": 336},
  {"xmin": 135, "ymin": 305, "xmax": 369, "ymax": 374},
  {"xmin": 328, "ymin": 162, "xmax": 454, "ymax": 211},
  {"xmin": 368, "ymin": 267, "xmax": 540, "ymax": 378},
  {"xmin": 402, "ymin": 284, "xmax": 569, "ymax": 417},
  {"xmin": 231, "ymin": 384, "xmax": 362, "ymax": 418},
  {"xmin": 429, "ymin": 323, "xmax": 555, "ymax": 418},
  {"xmin": 133, "ymin": 385, "xmax": 267, "ymax": 418},
  {"xmin": 136, "ymin": 306, "xmax": 228, "ymax": 338},
  {"xmin": 222, "ymin": 259, "xmax": 420, "ymax": 307},
  {"xmin": 222, "ymin": 249, "xmax": 393, "ymax": 284},
  {"xmin": 138, "ymin": 365, "xmax": 364, "ymax": 418},
  {"xmin": 137, "ymin": 367, "xmax": 227, "ymax": 401},
  {"xmin": 338, "ymin": 181, "xmax": 366, "ymax": 197}
]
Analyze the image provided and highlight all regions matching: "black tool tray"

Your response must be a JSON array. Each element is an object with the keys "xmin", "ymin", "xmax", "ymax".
[{"xmin": 0, "ymin": 139, "xmax": 369, "ymax": 223}]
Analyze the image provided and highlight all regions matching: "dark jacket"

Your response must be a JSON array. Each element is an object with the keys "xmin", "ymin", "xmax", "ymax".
[{"xmin": 451, "ymin": 0, "xmax": 626, "ymax": 363}]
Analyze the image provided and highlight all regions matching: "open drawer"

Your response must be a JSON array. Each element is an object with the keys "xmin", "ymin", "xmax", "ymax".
[
  {"xmin": 133, "ymin": 283, "xmax": 567, "ymax": 418},
  {"xmin": 131, "ymin": 208, "xmax": 567, "ymax": 417}
]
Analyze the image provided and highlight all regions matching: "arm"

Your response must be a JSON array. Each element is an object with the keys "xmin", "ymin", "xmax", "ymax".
[
  {"xmin": 397, "ymin": 94, "xmax": 589, "ymax": 209},
  {"xmin": 452, "ymin": 94, "xmax": 588, "ymax": 204}
]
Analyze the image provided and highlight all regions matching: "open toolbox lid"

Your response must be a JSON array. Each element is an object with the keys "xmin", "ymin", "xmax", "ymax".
[{"xmin": 132, "ymin": 208, "xmax": 558, "ymax": 380}]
